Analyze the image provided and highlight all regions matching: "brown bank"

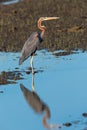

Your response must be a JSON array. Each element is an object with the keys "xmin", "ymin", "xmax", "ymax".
[{"xmin": 0, "ymin": 0, "xmax": 87, "ymax": 52}]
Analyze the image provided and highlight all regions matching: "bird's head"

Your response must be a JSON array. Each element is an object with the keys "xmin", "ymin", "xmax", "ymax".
[{"xmin": 37, "ymin": 17, "xmax": 59, "ymax": 31}]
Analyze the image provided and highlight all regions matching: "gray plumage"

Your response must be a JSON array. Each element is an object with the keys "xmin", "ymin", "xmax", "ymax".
[{"xmin": 19, "ymin": 32, "xmax": 43, "ymax": 65}]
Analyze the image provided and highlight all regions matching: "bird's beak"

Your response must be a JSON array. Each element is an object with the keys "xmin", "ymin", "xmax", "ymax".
[{"xmin": 43, "ymin": 17, "xmax": 60, "ymax": 21}]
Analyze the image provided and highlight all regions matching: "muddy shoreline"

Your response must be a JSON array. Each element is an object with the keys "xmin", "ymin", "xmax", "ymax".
[{"xmin": 0, "ymin": 0, "xmax": 87, "ymax": 52}]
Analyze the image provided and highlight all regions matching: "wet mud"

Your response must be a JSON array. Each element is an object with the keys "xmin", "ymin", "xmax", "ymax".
[
  {"xmin": 0, "ymin": 68, "xmax": 43, "ymax": 85},
  {"xmin": 0, "ymin": 0, "xmax": 87, "ymax": 52},
  {"xmin": 82, "ymin": 113, "xmax": 87, "ymax": 118},
  {"xmin": 0, "ymin": 70, "xmax": 23, "ymax": 85},
  {"xmin": 63, "ymin": 122, "xmax": 72, "ymax": 127},
  {"xmin": 53, "ymin": 50, "xmax": 78, "ymax": 57}
]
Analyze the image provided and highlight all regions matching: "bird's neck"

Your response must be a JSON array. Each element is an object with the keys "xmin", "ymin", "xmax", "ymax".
[
  {"xmin": 37, "ymin": 20, "xmax": 46, "ymax": 39},
  {"xmin": 38, "ymin": 32, "xmax": 43, "ymax": 43},
  {"xmin": 42, "ymin": 106, "xmax": 50, "ymax": 128},
  {"xmin": 41, "ymin": 30, "xmax": 45, "ymax": 39}
]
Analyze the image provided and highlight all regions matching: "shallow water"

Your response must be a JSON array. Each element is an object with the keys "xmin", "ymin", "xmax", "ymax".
[
  {"xmin": 0, "ymin": 50, "xmax": 87, "ymax": 130},
  {"xmin": 0, "ymin": 0, "xmax": 21, "ymax": 5}
]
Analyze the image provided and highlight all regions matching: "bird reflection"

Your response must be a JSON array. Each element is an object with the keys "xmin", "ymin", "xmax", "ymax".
[
  {"xmin": 20, "ymin": 84, "xmax": 61, "ymax": 129},
  {"xmin": 20, "ymin": 83, "xmax": 51, "ymax": 128}
]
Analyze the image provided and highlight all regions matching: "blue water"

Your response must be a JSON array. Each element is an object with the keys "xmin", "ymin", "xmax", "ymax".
[
  {"xmin": 0, "ymin": 50, "xmax": 87, "ymax": 130},
  {"xmin": 0, "ymin": 0, "xmax": 21, "ymax": 5}
]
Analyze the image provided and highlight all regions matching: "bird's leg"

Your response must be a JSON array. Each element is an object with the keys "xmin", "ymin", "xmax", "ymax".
[
  {"xmin": 30, "ymin": 55, "xmax": 34, "ymax": 74},
  {"xmin": 30, "ymin": 55, "xmax": 35, "ymax": 91},
  {"xmin": 32, "ymin": 71, "xmax": 35, "ymax": 91}
]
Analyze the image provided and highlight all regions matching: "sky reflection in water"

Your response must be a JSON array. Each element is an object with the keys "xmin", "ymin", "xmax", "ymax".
[
  {"xmin": 0, "ymin": 50, "xmax": 87, "ymax": 130},
  {"xmin": 0, "ymin": 0, "xmax": 21, "ymax": 5}
]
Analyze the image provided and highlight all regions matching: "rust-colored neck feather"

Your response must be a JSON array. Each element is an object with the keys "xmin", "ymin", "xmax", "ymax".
[
  {"xmin": 42, "ymin": 106, "xmax": 50, "ymax": 128},
  {"xmin": 37, "ymin": 18, "xmax": 46, "ymax": 38}
]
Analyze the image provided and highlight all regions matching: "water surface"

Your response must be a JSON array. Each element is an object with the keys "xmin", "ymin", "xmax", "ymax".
[
  {"xmin": 0, "ymin": 0, "xmax": 21, "ymax": 5},
  {"xmin": 0, "ymin": 50, "xmax": 87, "ymax": 130}
]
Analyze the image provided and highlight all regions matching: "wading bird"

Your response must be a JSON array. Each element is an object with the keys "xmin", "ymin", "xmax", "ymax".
[{"xmin": 19, "ymin": 17, "xmax": 59, "ymax": 67}]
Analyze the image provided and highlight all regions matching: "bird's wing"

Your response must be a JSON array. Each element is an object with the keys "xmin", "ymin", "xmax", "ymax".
[{"xmin": 19, "ymin": 32, "xmax": 39, "ymax": 65}]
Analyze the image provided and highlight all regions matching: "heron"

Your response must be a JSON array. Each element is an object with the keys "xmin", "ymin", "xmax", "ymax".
[{"xmin": 19, "ymin": 17, "xmax": 59, "ymax": 69}]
